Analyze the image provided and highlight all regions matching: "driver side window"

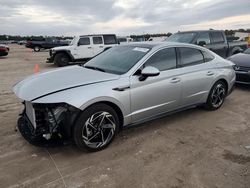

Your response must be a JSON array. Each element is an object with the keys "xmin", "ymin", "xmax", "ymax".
[
  {"xmin": 144, "ymin": 48, "xmax": 177, "ymax": 71},
  {"xmin": 78, "ymin": 37, "xmax": 90, "ymax": 45}
]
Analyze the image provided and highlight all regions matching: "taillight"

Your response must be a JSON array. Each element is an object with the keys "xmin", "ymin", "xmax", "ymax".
[{"xmin": 0, "ymin": 47, "xmax": 6, "ymax": 52}]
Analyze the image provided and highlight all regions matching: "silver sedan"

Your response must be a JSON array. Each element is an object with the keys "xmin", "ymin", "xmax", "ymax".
[{"xmin": 13, "ymin": 42, "xmax": 236, "ymax": 151}]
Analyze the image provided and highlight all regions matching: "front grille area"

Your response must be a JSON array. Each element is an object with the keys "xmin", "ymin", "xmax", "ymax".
[
  {"xmin": 236, "ymin": 73, "xmax": 250, "ymax": 83},
  {"xmin": 24, "ymin": 102, "xmax": 50, "ymax": 135},
  {"xmin": 236, "ymin": 66, "xmax": 250, "ymax": 72}
]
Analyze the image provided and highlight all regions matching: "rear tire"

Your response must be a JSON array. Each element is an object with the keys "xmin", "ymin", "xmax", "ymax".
[
  {"xmin": 54, "ymin": 53, "xmax": 70, "ymax": 67},
  {"xmin": 204, "ymin": 81, "xmax": 227, "ymax": 111},
  {"xmin": 73, "ymin": 104, "xmax": 119, "ymax": 152}
]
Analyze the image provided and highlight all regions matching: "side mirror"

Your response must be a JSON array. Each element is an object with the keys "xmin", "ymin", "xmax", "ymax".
[
  {"xmin": 198, "ymin": 41, "xmax": 206, "ymax": 46},
  {"xmin": 139, "ymin": 66, "xmax": 160, "ymax": 81}
]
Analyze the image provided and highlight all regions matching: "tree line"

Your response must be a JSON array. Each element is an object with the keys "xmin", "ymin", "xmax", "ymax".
[{"xmin": 0, "ymin": 29, "xmax": 249, "ymax": 41}]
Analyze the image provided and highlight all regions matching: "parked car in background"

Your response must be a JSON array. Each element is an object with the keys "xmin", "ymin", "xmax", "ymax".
[
  {"xmin": 0, "ymin": 44, "xmax": 9, "ymax": 51},
  {"xmin": 166, "ymin": 30, "xmax": 247, "ymax": 58},
  {"xmin": 117, "ymin": 36, "xmax": 132, "ymax": 44},
  {"xmin": 14, "ymin": 42, "xmax": 235, "ymax": 151},
  {"xmin": 18, "ymin": 41, "xmax": 27, "ymax": 45},
  {"xmin": 228, "ymin": 48, "xmax": 250, "ymax": 84},
  {"xmin": 147, "ymin": 36, "xmax": 168, "ymax": 42},
  {"xmin": 47, "ymin": 34, "xmax": 118, "ymax": 66},
  {"xmin": 26, "ymin": 37, "xmax": 69, "ymax": 52},
  {"xmin": 0, "ymin": 44, "xmax": 9, "ymax": 57}
]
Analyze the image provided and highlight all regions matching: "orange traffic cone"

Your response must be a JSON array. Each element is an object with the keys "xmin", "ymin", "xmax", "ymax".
[{"xmin": 34, "ymin": 64, "xmax": 40, "ymax": 73}]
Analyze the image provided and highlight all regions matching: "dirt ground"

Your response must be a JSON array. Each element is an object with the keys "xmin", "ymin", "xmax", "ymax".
[{"xmin": 0, "ymin": 44, "xmax": 250, "ymax": 188}]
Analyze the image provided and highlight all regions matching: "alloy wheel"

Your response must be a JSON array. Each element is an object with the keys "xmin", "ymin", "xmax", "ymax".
[
  {"xmin": 211, "ymin": 83, "xmax": 225, "ymax": 108},
  {"xmin": 82, "ymin": 111, "xmax": 116, "ymax": 149}
]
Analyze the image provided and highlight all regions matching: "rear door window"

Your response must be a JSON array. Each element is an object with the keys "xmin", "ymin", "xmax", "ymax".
[
  {"xmin": 202, "ymin": 51, "xmax": 214, "ymax": 62},
  {"xmin": 93, "ymin": 37, "xmax": 103, "ymax": 44},
  {"xmin": 103, "ymin": 35, "xmax": 117, "ymax": 44},
  {"xmin": 210, "ymin": 32, "xmax": 225, "ymax": 43},
  {"xmin": 179, "ymin": 47, "xmax": 204, "ymax": 67},
  {"xmin": 144, "ymin": 48, "xmax": 177, "ymax": 71}
]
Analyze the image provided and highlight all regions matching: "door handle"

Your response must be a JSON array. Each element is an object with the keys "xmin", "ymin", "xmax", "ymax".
[
  {"xmin": 113, "ymin": 86, "xmax": 130, "ymax": 91},
  {"xmin": 170, "ymin": 77, "xmax": 181, "ymax": 83},
  {"xmin": 207, "ymin": 71, "xmax": 214, "ymax": 76},
  {"xmin": 88, "ymin": 47, "xmax": 92, "ymax": 49}
]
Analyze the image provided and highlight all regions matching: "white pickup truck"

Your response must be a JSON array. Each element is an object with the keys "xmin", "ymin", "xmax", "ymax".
[{"xmin": 47, "ymin": 34, "xmax": 118, "ymax": 66}]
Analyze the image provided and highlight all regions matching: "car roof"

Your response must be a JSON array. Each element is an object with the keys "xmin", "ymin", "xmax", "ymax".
[
  {"xmin": 119, "ymin": 41, "xmax": 207, "ymax": 50},
  {"xmin": 79, "ymin": 34, "xmax": 116, "ymax": 37},
  {"xmin": 176, "ymin": 30, "xmax": 223, "ymax": 33}
]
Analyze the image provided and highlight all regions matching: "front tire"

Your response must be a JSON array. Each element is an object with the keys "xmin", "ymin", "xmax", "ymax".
[
  {"xmin": 204, "ymin": 81, "xmax": 227, "ymax": 111},
  {"xmin": 33, "ymin": 46, "xmax": 41, "ymax": 52},
  {"xmin": 73, "ymin": 104, "xmax": 119, "ymax": 152},
  {"xmin": 54, "ymin": 53, "xmax": 70, "ymax": 67}
]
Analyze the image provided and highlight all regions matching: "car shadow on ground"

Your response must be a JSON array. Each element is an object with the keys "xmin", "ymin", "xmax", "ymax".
[{"xmin": 235, "ymin": 83, "xmax": 250, "ymax": 91}]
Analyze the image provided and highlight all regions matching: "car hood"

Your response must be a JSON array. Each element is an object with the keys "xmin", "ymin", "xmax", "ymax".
[
  {"xmin": 228, "ymin": 53, "xmax": 250, "ymax": 67},
  {"xmin": 13, "ymin": 65, "xmax": 120, "ymax": 101},
  {"xmin": 52, "ymin": 45, "xmax": 73, "ymax": 51}
]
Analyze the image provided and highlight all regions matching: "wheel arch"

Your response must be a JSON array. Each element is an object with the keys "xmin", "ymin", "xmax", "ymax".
[
  {"xmin": 80, "ymin": 99, "xmax": 125, "ymax": 130},
  {"xmin": 230, "ymin": 46, "xmax": 243, "ymax": 56},
  {"xmin": 67, "ymin": 100, "xmax": 124, "ymax": 139},
  {"xmin": 90, "ymin": 101, "xmax": 124, "ymax": 129},
  {"xmin": 54, "ymin": 50, "xmax": 74, "ymax": 61},
  {"xmin": 214, "ymin": 78, "xmax": 229, "ymax": 95}
]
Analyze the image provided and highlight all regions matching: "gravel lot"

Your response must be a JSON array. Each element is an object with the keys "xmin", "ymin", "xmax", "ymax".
[{"xmin": 0, "ymin": 45, "xmax": 250, "ymax": 188}]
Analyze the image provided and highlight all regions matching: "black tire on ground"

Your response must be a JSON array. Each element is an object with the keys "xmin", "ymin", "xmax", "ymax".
[
  {"xmin": 204, "ymin": 80, "xmax": 227, "ymax": 111},
  {"xmin": 54, "ymin": 53, "xmax": 70, "ymax": 67},
  {"xmin": 73, "ymin": 103, "xmax": 120, "ymax": 152},
  {"xmin": 33, "ymin": 46, "xmax": 41, "ymax": 52}
]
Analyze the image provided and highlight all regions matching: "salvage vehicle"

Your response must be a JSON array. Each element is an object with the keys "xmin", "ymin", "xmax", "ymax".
[
  {"xmin": 227, "ymin": 48, "xmax": 250, "ymax": 84},
  {"xmin": 0, "ymin": 44, "xmax": 9, "ymax": 56},
  {"xmin": 13, "ymin": 42, "xmax": 235, "ymax": 151},
  {"xmin": 46, "ymin": 34, "xmax": 118, "ymax": 67},
  {"xmin": 26, "ymin": 37, "xmax": 69, "ymax": 52},
  {"xmin": 166, "ymin": 30, "xmax": 247, "ymax": 58}
]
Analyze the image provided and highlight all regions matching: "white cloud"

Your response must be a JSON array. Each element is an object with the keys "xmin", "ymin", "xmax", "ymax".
[
  {"xmin": 180, "ymin": 14, "xmax": 250, "ymax": 31},
  {"xmin": 0, "ymin": 0, "xmax": 249, "ymax": 35},
  {"xmin": 93, "ymin": 16, "xmax": 152, "ymax": 33}
]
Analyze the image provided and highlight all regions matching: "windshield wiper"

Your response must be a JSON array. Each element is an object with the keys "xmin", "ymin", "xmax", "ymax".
[{"xmin": 84, "ymin": 65, "xmax": 106, "ymax": 72}]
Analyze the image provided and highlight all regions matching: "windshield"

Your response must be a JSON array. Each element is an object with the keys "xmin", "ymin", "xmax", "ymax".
[
  {"xmin": 244, "ymin": 48, "xmax": 250, "ymax": 54},
  {"xmin": 166, "ymin": 32, "xmax": 197, "ymax": 43},
  {"xmin": 84, "ymin": 46, "xmax": 151, "ymax": 75},
  {"xmin": 70, "ymin": 37, "xmax": 77, "ymax": 46}
]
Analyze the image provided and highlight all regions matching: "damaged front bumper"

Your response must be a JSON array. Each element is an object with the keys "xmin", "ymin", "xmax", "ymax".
[
  {"xmin": 46, "ymin": 50, "xmax": 54, "ymax": 63},
  {"xmin": 17, "ymin": 101, "xmax": 79, "ymax": 145}
]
